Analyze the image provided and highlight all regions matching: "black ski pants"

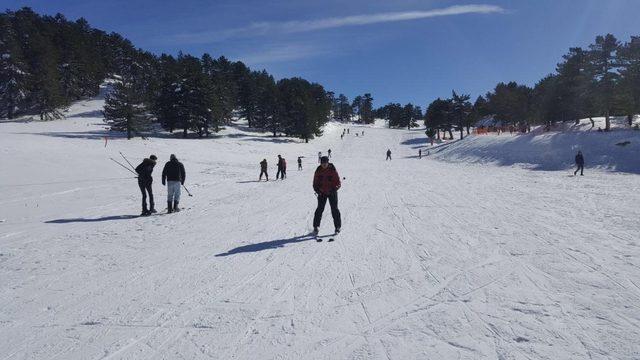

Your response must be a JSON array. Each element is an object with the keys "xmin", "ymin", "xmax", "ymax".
[
  {"xmin": 277, "ymin": 167, "xmax": 285, "ymax": 179},
  {"xmin": 260, "ymin": 169, "xmax": 268, "ymax": 180},
  {"xmin": 138, "ymin": 180, "xmax": 154, "ymax": 211},
  {"xmin": 313, "ymin": 191, "xmax": 341, "ymax": 229},
  {"xmin": 574, "ymin": 164, "xmax": 584, "ymax": 176}
]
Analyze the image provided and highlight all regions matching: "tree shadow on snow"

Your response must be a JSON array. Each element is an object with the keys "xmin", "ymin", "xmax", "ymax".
[
  {"xmin": 46, "ymin": 215, "xmax": 139, "ymax": 223},
  {"xmin": 215, "ymin": 234, "xmax": 316, "ymax": 257}
]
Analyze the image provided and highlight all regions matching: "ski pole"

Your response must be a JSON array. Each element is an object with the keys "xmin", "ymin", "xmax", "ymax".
[
  {"xmin": 110, "ymin": 157, "xmax": 138, "ymax": 176},
  {"xmin": 182, "ymin": 184, "xmax": 193, "ymax": 197},
  {"xmin": 119, "ymin": 151, "xmax": 136, "ymax": 171}
]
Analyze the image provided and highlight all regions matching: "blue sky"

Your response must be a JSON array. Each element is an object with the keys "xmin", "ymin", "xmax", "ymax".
[{"xmin": 2, "ymin": 0, "xmax": 640, "ymax": 107}]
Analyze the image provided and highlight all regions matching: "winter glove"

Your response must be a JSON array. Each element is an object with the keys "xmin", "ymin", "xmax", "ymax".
[{"xmin": 162, "ymin": 180, "xmax": 166, "ymax": 186}]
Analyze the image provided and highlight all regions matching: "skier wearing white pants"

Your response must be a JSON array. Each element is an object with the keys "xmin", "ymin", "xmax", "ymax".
[
  {"xmin": 161, "ymin": 154, "xmax": 186, "ymax": 213},
  {"xmin": 167, "ymin": 181, "xmax": 181, "ymax": 208}
]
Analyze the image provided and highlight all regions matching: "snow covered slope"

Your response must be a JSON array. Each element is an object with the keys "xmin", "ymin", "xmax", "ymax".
[
  {"xmin": 430, "ymin": 117, "xmax": 640, "ymax": 174},
  {"xmin": 1, "ymin": 96, "xmax": 640, "ymax": 359}
]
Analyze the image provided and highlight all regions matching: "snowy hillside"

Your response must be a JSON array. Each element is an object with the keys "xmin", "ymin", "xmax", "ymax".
[
  {"xmin": 1, "ymin": 94, "xmax": 640, "ymax": 359},
  {"xmin": 429, "ymin": 117, "xmax": 640, "ymax": 174}
]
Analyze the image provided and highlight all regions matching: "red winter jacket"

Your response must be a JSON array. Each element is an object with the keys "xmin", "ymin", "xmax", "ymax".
[{"xmin": 313, "ymin": 164, "xmax": 341, "ymax": 195}]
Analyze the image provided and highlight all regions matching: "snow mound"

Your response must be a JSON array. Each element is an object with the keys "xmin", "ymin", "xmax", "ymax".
[{"xmin": 431, "ymin": 122, "xmax": 640, "ymax": 174}]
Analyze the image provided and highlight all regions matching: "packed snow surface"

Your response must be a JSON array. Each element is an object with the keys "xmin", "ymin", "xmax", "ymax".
[{"xmin": 1, "ymin": 98, "xmax": 639, "ymax": 359}]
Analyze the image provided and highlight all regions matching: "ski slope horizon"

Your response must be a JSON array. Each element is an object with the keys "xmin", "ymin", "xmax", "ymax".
[{"xmin": 1, "ymin": 92, "xmax": 640, "ymax": 359}]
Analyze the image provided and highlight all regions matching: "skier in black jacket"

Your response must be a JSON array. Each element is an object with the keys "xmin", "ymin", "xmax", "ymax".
[
  {"xmin": 135, "ymin": 154, "xmax": 157, "ymax": 216},
  {"xmin": 162, "ymin": 154, "xmax": 186, "ymax": 213},
  {"xmin": 574, "ymin": 151, "xmax": 585, "ymax": 176}
]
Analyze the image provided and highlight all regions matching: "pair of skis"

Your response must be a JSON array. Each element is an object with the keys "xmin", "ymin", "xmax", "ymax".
[{"xmin": 314, "ymin": 231, "xmax": 340, "ymax": 242}]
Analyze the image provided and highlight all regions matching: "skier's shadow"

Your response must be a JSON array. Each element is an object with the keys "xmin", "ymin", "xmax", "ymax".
[
  {"xmin": 46, "ymin": 215, "xmax": 139, "ymax": 223},
  {"xmin": 215, "ymin": 234, "xmax": 315, "ymax": 256}
]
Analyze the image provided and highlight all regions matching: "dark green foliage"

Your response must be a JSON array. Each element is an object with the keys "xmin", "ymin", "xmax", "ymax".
[
  {"xmin": 0, "ymin": 14, "xmax": 29, "ymax": 119},
  {"xmin": 104, "ymin": 76, "xmax": 150, "ymax": 139},
  {"xmin": 277, "ymin": 78, "xmax": 331, "ymax": 142},
  {"xmin": 424, "ymin": 98, "xmax": 452, "ymax": 139},
  {"xmin": 450, "ymin": 91, "xmax": 472, "ymax": 139},
  {"xmin": 0, "ymin": 8, "xmax": 129, "ymax": 119},
  {"xmin": 486, "ymin": 82, "xmax": 532, "ymax": 127},
  {"xmin": 617, "ymin": 36, "xmax": 640, "ymax": 124},
  {"xmin": 587, "ymin": 34, "xmax": 620, "ymax": 131},
  {"xmin": 334, "ymin": 94, "xmax": 352, "ymax": 122}
]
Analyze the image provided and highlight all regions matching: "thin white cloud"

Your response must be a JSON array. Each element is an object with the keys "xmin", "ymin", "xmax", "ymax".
[
  {"xmin": 237, "ymin": 43, "xmax": 327, "ymax": 65},
  {"xmin": 169, "ymin": 4, "xmax": 506, "ymax": 44}
]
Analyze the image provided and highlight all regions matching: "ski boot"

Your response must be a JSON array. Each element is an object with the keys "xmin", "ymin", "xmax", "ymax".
[
  {"xmin": 173, "ymin": 201, "xmax": 180, "ymax": 212},
  {"xmin": 167, "ymin": 201, "xmax": 173, "ymax": 214}
]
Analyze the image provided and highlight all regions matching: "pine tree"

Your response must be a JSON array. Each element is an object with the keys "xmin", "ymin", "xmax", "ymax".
[
  {"xmin": 587, "ymin": 34, "xmax": 621, "ymax": 131},
  {"xmin": 152, "ymin": 54, "xmax": 180, "ymax": 132},
  {"xmin": 556, "ymin": 47, "xmax": 591, "ymax": 123},
  {"xmin": 486, "ymin": 82, "xmax": 532, "ymax": 130},
  {"xmin": 617, "ymin": 36, "xmax": 640, "ymax": 126},
  {"xmin": 450, "ymin": 91, "xmax": 472, "ymax": 139},
  {"xmin": 0, "ymin": 13, "xmax": 29, "ymax": 119},
  {"xmin": 361, "ymin": 93, "xmax": 374, "ymax": 124},
  {"xmin": 425, "ymin": 98, "xmax": 452, "ymax": 139},
  {"xmin": 104, "ymin": 74, "xmax": 150, "ymax": 139},
  {"xmin": 335, "ymin": 94, "xmax": 352, "ymax": 122},
  {"xmin": 254, "ymin": 70, "xmax": 278, "ymax": 133}
]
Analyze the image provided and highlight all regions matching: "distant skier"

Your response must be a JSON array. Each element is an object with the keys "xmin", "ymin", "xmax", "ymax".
[
  {"xmin": 161, "ymin": 154, "xmax": 186, "ymax": 213},
  {"xmin": 313, "ymin": 156, "xmax": 342, "ymax": 235},
  {"xmin": 135, "ymin": 154, "xmax": 157, "ymax": 216},
  {"xmin": 318, "ymin": 151, "xmax": 322, "ymax": 163},
  {"xmin": 328, "ymin": 149, "xmax": 332, "ymax": 158},
  {"xmin": 276, "ymin": 155, "xmax": 285, "ymax": 180},
  {"xmin": 298, "ymin": 156, "xmax": 303, "ymax": 170},
  {"xmin": 259, "ymin": 159, "xmax": 268, "ymax": 181},
  {"xmin": 386, "ymin": 149, "xmax": 392, "ymax": 160},
  {"xmin": 574, "ymin": 151, "xmax": 585, "ymax": 176},
  {"xmin": 419, "ymin": 149, "xmax": 422, "ymax": 159},
  {"xmin": 362, "ymin": 130, "xmax": 364, "ymax": 136}
]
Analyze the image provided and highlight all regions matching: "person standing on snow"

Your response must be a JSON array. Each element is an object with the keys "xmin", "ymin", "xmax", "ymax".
[
  {"xmin": 574, "ymin": 151, "xmax": 585, "ymax": 176},
  {"xmin": 419, "ymin": 149, "xmax": 422, "ymax": 159},
  {"xmin": 259, "ymin": 159, "xmax": 268, "ymax": 181},
  {"xmin": 298, "ymin": 156, "xmax": 303, "ymax": 170},
  {"xmin": 276, "ymin": 155, "xmax": 286, "ymax": 180},
  {"xmin": 328, "ymin": 149, "xmax": 332, "ymax": 158},
  {"xmin": 161, "ymin": 154, "xmax": 186, "ymax": 213},
  {"xmin": 312, "ymin": 156, "xmax": 342, "ymax": 235},
  {"xmin": 386, "ymin": 149, "xmax": 392, "ymax": 160},
  {"xmin": 318, "ymin": 151, "xmax": 322, "ymax": 163},
  {"xmin": 135, "ymin": 154, "xmax": 157, "ymax": 216}
]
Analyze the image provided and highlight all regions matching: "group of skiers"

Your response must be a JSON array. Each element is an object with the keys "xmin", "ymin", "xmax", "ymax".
[
  {"xmin": 259, "ymin": 155, "xmax": 290, "ymax": 181},
  {"xmin": 129, "ymin": 134, "xmax": 585, "ymax": 234},
  {"xmin": 341, "ymin": 128, "xmax": 364, "ymax": 140},
  {"xmin": 135, "ymin": 154, "xmax": 186, "ymax": 216}
]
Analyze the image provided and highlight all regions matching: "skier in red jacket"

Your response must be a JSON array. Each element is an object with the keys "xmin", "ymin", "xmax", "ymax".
[{"xmin": 312, "ymin": 156, "xmax": 342, "ymax": 234}]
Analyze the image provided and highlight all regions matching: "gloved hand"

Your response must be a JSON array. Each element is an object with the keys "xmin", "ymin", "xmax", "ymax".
[{"xmin": 162, "ymin": 180, "xmax": 166, "ymax": 186}]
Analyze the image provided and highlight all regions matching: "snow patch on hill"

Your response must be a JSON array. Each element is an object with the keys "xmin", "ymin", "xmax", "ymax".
[{"xmin": 430, "ymin": 118, "xmax": 640, "ymax": 174}]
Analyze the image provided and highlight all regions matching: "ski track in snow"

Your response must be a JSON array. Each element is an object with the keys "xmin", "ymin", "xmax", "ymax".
[{"xmin": 1, "ymin": 102, "xmax": 640, "ymax": 359}]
